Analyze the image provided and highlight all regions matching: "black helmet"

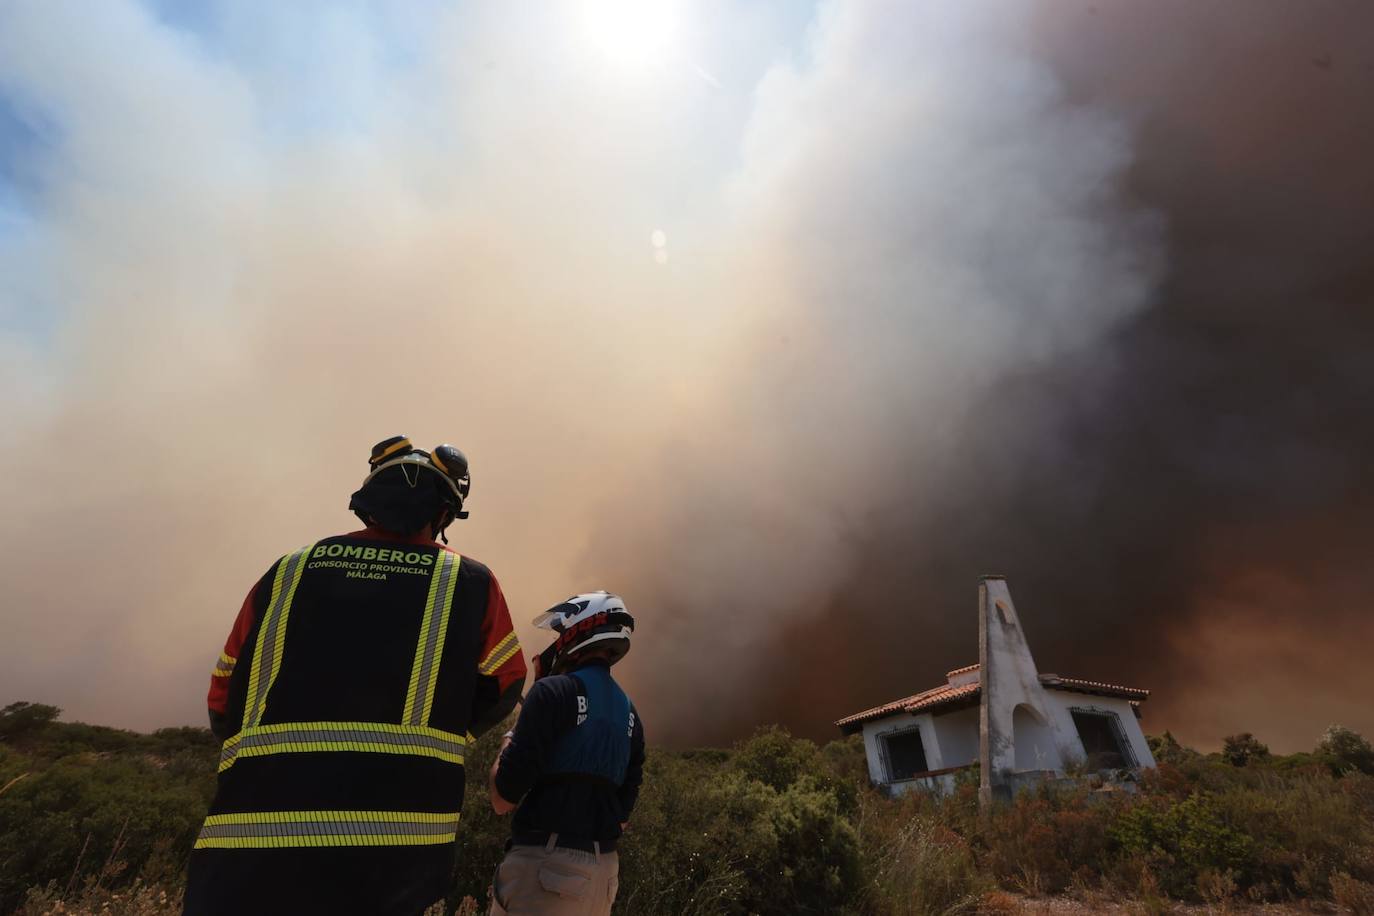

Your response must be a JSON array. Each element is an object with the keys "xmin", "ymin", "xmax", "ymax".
[{"xmin": 348, "ymin": 436, "xmax": 472, "ymax": 540}]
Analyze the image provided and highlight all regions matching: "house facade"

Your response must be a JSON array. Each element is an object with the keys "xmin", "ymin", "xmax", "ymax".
[{"xmin": 835, "ymin": 576, "xmax": 1156, "ymax": 801}]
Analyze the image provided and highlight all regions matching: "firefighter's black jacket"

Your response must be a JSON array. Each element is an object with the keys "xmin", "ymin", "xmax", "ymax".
[{"xmin": 184, "ymin": 527, "xmax": 526, "ymax": 916}]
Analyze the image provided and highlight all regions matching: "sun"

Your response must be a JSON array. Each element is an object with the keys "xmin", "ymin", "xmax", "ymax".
[{"xmin": 580, "ymin": 0, "xmax": 678, "ymax": 68}]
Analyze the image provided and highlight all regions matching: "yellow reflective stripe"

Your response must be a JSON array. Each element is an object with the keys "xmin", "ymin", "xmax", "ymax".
[
  {"xmin": 196, "ymin": 832, "xmax": 454, "ymax": 848},
  {"xmin": 478, "ymin": 631, "xmax": 521, "ymax": 675},
  {"xmin": 403, "ymin": 552, "xmax": 460, "ymax": 725},
  {"xmin": 373, "ymin": 438, "xmax": 413, "ymax": 463},
  {"xmin": 212, "ymin": 652, "xmax": 236, "ymax": 678},
  {"xmin": 194, "ymin": 809, "xmax": 460, "ymax": 849},
  {"xmin": 242, "ymin": 545, "xmax": 314, "ymax": 730},
  {"xmin": 217, "ymin": 721, "xmax": 467, "ymax": 773},
  {"xmin": 237, "ymin": 720, "xmax": 468, "ymax": 739},
  {"xmin": 203, "ymin": 809, "xmax": 458, "ymax": 825}
]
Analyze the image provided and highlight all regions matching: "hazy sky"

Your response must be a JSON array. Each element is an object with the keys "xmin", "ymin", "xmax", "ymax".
[{"xmin": 2, "ymin": 0, "xmax": 1370, "ymax": 753}]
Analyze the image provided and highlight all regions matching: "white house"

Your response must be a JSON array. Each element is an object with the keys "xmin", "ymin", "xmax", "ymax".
[{"xmin": 835, "ymin": 576, "xmax": 1156, "ymax": 802}]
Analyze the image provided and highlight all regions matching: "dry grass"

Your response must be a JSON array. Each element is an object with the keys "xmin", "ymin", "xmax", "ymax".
[
  {"xmin": 1332, "ymin": 871, "xmax": 1374, "ymax": 915},
  {"xmin": 977, "ymin": 893, "xmax": 1325, "ymax": 914},
  {"xmin": 16, "ymin": 880, "xmax": 179, "ymax": 916}
]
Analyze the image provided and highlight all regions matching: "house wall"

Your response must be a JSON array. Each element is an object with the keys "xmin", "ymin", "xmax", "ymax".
[
  {"xmin": 931, "ymin": 706, "xmax": 979, "ymax": 769},
  {"xmin": 861, "ymin": 712, "xmax": 940, "ymax": 794},
  {"xmin": 1042, "ymin": 691, "xmax": 1156, "ymax": 769},
  {"xmin": 856, "ymin": 691, "xmax": 1155, "ymax": 796},
  {"xmin": 1012, "ymin": 703, "xmax": 1062, "ymax": 771}
]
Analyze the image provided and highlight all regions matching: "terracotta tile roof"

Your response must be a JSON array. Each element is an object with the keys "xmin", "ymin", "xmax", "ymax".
[
  {"xmin": 834, "ymin": 684, "xmax": 952, "ymax": 731},
  {"xmin": 835, "ymin": 681, "xmax": 980, "ymax": 732},
  {"xmin": 907, "ymin": 682, "xmax": 980, "ymax": 713},
  {"xmin": 1038, "ymin": 674, "xmax": 1150, "ymax": 700},
  {"xmin": 945, "ymin": 663, "xmax": 979, "ymax": 678},
  {"xmin": 835, "ymin": 671, "xmax": 1150, "ymax": 733}
]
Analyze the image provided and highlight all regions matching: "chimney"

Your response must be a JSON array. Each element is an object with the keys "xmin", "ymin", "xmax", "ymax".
[{"xmin": 978, "ymin": 576, "xmax": 1051, "ymax": 805}]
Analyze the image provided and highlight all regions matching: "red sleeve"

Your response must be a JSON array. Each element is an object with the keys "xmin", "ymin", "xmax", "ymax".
[
  {"xmin": 475, "ymin": 574, "xmax": 528, "ymax": 695},
  {"xmin": 207, "ymin": 581, "xmax": 260, "ymax": 715}
]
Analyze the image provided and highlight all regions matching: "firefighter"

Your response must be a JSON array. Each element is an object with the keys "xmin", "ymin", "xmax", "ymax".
[
  {"xmin": 487, "ymin": 592, "xmax": 645, "ymax": 916},
  {"xmin": 184, "ymin": 436, "xmax": 528, "ymax": 916}
]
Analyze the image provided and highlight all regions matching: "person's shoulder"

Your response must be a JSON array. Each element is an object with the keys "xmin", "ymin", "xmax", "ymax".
[
  {"xmin": 264, "ymin": 538, "xmax": 326, "ymax": 569},
  {"xmin": 526, "ymin": 674, "xmax": 581, "ymax": 704},
  {"xmin": 450, "ymin": 550, "xmax": 492, "ymax": 577},
  {"xmin": 450, "ymin": 552, "xmax": 499, "ymax": 593}
]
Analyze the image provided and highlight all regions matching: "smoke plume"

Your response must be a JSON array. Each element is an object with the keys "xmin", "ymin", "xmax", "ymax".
[{"xmin": 1, "ymin": 1, "xmax": 1369, "ymax": 753}]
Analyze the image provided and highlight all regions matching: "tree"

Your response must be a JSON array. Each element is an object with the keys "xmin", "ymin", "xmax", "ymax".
[
  {"xmin": 1148, "ymin": 731, "xmax": 1199, "ymax": 766},
  {"xmin": 0, "ymin": 702, "xmax": 61, "ymax": 741},
  {"xmin": 1220, "ymin": 732, "xmax": 1269, "ymax": 767},
  {"xmin": 1317, "ymin": 724, "xmax": 1374, "ymax": 775}
]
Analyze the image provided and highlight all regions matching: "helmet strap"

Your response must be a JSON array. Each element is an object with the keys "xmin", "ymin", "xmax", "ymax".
[{"xmin": 434, "ymin": 507, "xmax": 455, "ymax": 544}]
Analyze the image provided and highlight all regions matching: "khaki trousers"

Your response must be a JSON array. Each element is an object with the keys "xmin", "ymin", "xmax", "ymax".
[{"xmin": 489, "ymin": 837, "xmax": 619, "ymax": 916}]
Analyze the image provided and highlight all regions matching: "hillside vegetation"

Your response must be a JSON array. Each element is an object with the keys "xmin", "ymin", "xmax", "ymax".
[{"xmin": 2, "ymin": 701, "xmax": 1373, "ymax": 915}]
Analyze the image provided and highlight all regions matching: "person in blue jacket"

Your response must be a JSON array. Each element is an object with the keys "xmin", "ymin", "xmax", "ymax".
[{"xmin": 487, "ymin": 591, "xmax": 645, "ymax": 916}]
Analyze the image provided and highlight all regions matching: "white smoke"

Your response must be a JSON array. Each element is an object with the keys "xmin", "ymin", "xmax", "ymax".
[
  {"xmin": 0, "ymin": 0, "xmax": 1157, "ymax": 735},
  {"xmin": 587, "ymin": 1, "xmax": 1160, "ymax": 738}
]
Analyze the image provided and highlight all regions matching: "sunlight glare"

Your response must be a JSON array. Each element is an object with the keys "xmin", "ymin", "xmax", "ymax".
[{"xmin": 581, "ymin": 0, "xmax": 678, "ymax": 68}]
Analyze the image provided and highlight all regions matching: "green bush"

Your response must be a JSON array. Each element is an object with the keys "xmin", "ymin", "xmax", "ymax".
[
  {"xmin": 853, "ymin": 788, "xmax": 987, "ymax": 915},
  {"xmin": 979, "ymin": 784, "xmax": 1124, "ymax": 895},
  {"xmin": 5, "ymin": 704, "xmax": 1374, "ymax": 913},
  {"xmin": 0, "ymin": 702, "xmax": 61, "ymax": 741},
  {"xmin": 0, "ymin": 723, "xmax": 216, "ymax": 911},
  {"xmin": 1147, "ymin": 732, "xmax": 1199, "ymax": 767},
  {"xmin": 1109, "ymin": 793, "xmax": 1256, "ymax": 897},
  {"xmin": 1319, "ymin": 725, "xmax": 1374, "ymax": 776},
  {"xmin": 1220, "ymin": 732, "xmax": 1270, "ymax": 767},
  {"xmin": 612, "ymin": 729, "xmax": 863, "ymax": 915}
]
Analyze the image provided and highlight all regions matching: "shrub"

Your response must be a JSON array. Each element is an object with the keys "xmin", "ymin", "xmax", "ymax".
[
  {"xmin": 854, "ymin": 789, "xmax": 987, "ymax": 915},
  {"xmin": 0, "ymin": 751, "xmax": 212, "ymax": 909},
  {"xmin": 1332, "ymin": 871, "xmax": 1374, "ymax": 915},
  {"xmin": 1108, "ymin": 793, "xmax": 1255, "ymax": 898},
  {"xmin": 1319, "ymin": 725, "xmax": 1374, "ymax": 776},
  {"xmin": 0, "ymin": 703, "xmax": 61, "ymax": 742},
  {"xmin": 1147, "ymin": 732, "xmax": 1199, "ymax": 767},
  {"xmin": 977, "ymin": 784, "xmax": 1122, "ymax": 895},
  {"xmin": 613, "ymin": 750, "xmax": 755, "ymax": 915},
  {"xmin": 731, "ymin": 725, "xmax": 819, "ymax": 792},
  {"xmin": 6, "ymin": 705, "xmax": 1374, "ymax": 913},
  {"xmin": 616, "ymin": 742, "xmax": 862, "ymax": 916},
  {"xmin": 731, "ymin": 726, "xmax": 859, "ymax": 816},
  {"xmin": 1221, "ymin": 733, "xmax": 1270, "ymax": 767},
  {"xmin": 1210, "ymin": 771, "xmax": 1374, "ymax": 898}
]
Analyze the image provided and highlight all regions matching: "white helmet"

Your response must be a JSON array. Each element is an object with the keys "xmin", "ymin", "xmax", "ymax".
[{"xmin": 531, "ymin": 591, "xmax": 635, "ymax": 676}]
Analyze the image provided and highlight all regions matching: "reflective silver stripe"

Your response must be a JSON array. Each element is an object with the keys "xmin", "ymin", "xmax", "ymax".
[
  {"xmin": 478, "ymin": 632, "xmax": 521, "ymax": 675},
  {"xmin": 243, "ymin": 545, "xmax": 313, "ymax": 729},
  {"xmin": 478, "ymin": 631, "xmax": 518, "ymax": 675},
  {"xmin": 405, "ymin": 552, "xmax": 459, "ymax": 725},
  {"xmin": 199, "ymin": 819, "xmax": 457, "ymax": 839},
  {"xmin": 217, "ymin": 722, "xmax": 466, "ymax": 771},
  {"xmin": 194, "ymin": 810, "xmax": 461, "ymax": 848}
]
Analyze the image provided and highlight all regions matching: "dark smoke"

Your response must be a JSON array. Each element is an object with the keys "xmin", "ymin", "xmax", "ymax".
[{"xmin": 599, "ymin": 0, "xmax": 1374, "ymax": 751}]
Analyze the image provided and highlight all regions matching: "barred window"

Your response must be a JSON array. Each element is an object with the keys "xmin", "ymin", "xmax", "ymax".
[
  {"xmin": 882, "ymin": 729, "xmax": 929, "ymax": 781},
  {"xmin": 1071, "ymin": 709, "xmax": 1135, "ymax": 769}
]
